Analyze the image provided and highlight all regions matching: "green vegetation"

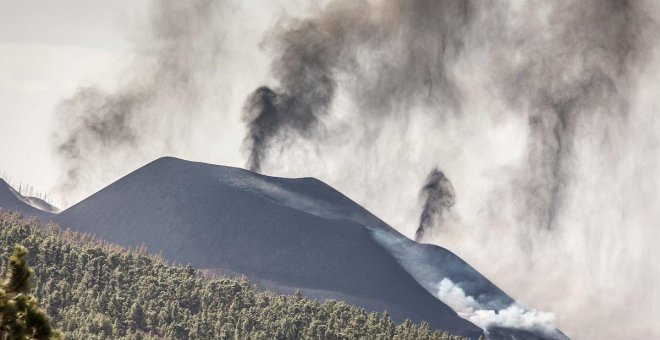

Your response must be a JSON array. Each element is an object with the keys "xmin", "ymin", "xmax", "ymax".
[
  {"xmin": 0, "ymin": 244, "xmax": 60, "ymax": 339},
  {"xmin": 0, "ymin": 211, "xmax": 472, "ymax": 340}
]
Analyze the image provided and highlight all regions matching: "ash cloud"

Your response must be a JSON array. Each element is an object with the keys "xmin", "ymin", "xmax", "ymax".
[
  {"xmin": 242, "ymin": 0, "xmax": 470, "ymax": 172},
  {"xmin": 248, "ymin": 0, "xmax": 647, "ymax": 232},
  {"xmin": 55, "ymin": 88, "xmax": 145, "ymax": 196},
  {"xmin": 247, "ymin": 0, "xmax": 659, "ymax": 338},
  {"xmin": 53, "ymin": 0, "xmax": 229, "ymax": 201},
  {"xmin": 416, "ymin": 167, "xmax": 456, "ymax": 242},
  {"xmin": 488, "ymin": 0, "xmax": 647, "ymax": 232}
]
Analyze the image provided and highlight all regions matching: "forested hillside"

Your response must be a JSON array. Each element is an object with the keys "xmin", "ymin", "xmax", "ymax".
[{"xmin": 0, "ymin": 211, "xmax": 473, "ymax": 340}]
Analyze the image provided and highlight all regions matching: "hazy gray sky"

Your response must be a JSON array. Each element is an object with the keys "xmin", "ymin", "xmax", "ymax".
[{"xmin": 0, "ymin": 0, "xmax": 148, "ymax": 198}]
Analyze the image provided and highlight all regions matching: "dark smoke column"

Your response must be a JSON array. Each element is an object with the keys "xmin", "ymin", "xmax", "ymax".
[
  {"xmin": 242, "ymin": 87, "xmax": 280, "ymax": 172},
  {"xmin": 416, "ymin": 167, "xmax": 456, "ymax": 242},
  {"xmin": 240, "ymin": 17, "xmax": 340, "ymax": 173},
  {"xmin": 239, "ymin": 0, "xmax": 471, "ymax": 172},
  {"xmin": 241, "ymin": 76, "xmax": 335, "ymax": 173}
]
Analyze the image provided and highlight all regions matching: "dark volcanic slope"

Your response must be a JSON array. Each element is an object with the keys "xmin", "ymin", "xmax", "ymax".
[
  {"xmin": 54, "ymin": 157, "xmax": 483, "ymax": 338},
  {"xmin": 0, "ymin": 179, "xmax": 55, "ymax": 221}
]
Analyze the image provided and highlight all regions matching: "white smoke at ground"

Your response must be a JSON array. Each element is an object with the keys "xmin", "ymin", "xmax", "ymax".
[{"xmin": 437, "ymin": 278, "xmax": 560, "ymax": 338}]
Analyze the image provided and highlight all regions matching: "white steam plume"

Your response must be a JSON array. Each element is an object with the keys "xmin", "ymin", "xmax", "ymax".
[{"xmin": 437, "ymin": 278, "xmax": 560, "ymax": 338}]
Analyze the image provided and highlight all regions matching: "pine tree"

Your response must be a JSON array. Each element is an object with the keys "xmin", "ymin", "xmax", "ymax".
[
  {"xmin": 129, "ymin": 302, "xmax": 145, "ymax": 331},
  {"xmin": 0, "ymin": 245, "xmax": 61, "ymax": 339}
]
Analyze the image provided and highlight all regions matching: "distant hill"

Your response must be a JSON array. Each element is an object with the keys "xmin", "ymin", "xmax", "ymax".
[
  {"xmin": 23, "ymin": 195, "xmax": 60, "ymax": 213},
  {"xmin": 0, "ymin": 178, "xmax": 56, "ymax": 221}
]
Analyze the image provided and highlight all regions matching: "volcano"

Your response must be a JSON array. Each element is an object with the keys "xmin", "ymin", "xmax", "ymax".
[{"xmin": 2, "ymin": 157, "xmax": 567, "ymax": 339}]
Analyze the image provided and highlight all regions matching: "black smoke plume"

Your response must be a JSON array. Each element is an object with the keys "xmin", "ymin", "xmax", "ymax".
[
  {"xmin": 416, "ymin": 167, "xmax": 456, "ymax": 242},
  {"xmin": 242, "ymin": 87, "xmax": 279, "ymax": 172},
  {"xmin": 242, "ymin": 0, "xmax": 470, "ymax": 172}
]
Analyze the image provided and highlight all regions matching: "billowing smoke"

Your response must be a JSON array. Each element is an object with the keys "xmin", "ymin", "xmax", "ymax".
[
  {"xmin": 52, "ymin": 0, "xmax": 230, "ymax": 203},
  {"xmin": 55, "ymin": 88, "xmax": 143, "ymax": 196},
  {"xmin": 242, "ymin": 0, "xmax": 469, "ymax": 171},
  {"xmin": 245, "ymin": 0, "xmax": 646, "ymax": 234},
  {"xmin": 242, "ymin": 0, "xmax": 660, "ymax": 338},
  {"xmin": 241, "ymin": 80, "xmax": 335, "ymax": 172},
  {"xmin": 416, "ymin": 167, "xmax": 456, "ymax": 241},
  {"xmin": 242, "ymin": 87, "xmax": 278, "ymax": 172},
  {"xmin": 490, "ymin": 0, "xmax": 646, "ymax": 233}
]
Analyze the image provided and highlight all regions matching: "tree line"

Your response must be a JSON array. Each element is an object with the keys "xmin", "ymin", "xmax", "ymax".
[{"xmin": 0, "ymin": 211, "xmax": 475, "ymax": 340}]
